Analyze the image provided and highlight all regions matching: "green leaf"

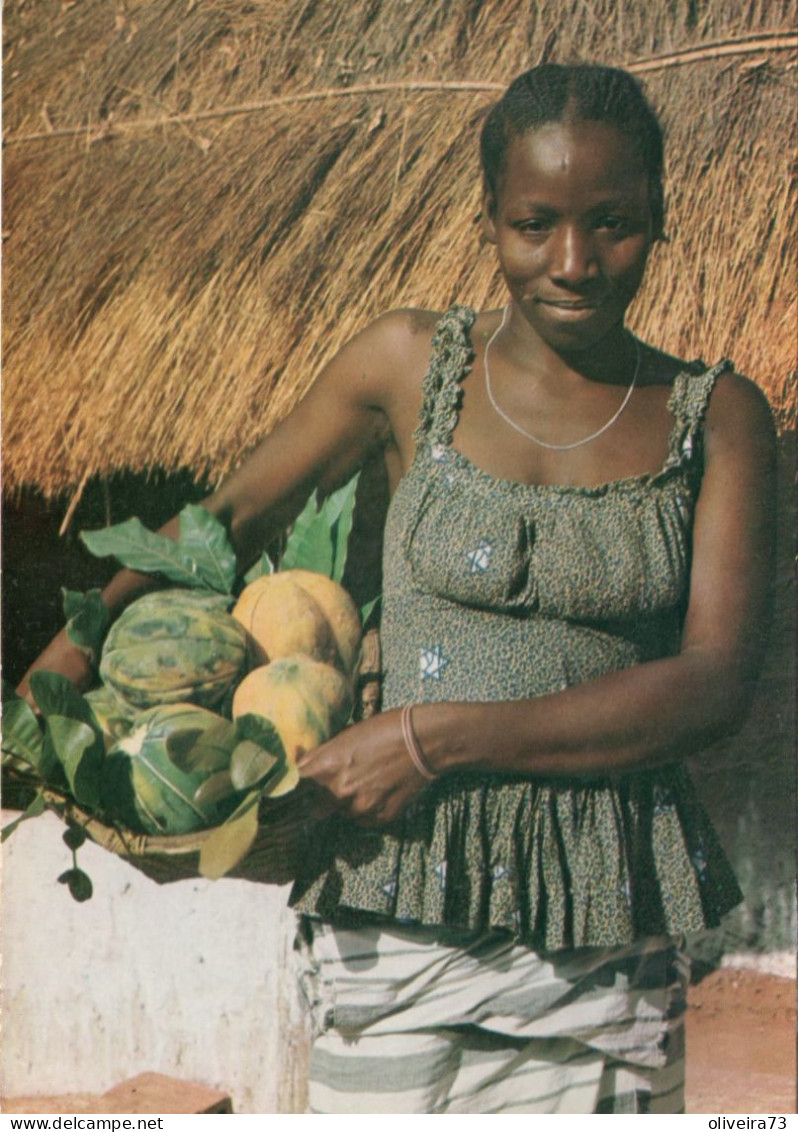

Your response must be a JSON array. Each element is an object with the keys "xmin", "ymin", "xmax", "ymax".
[
  {"xmin": 193, "ymin": 770, "xmax": 240, "ymax": 807},
  {"xmin": 40, "ymin": 735, "xmax": 69, "ymax": 789},
  {"xmin": 234, "ymin": 713, "xmax": 287, "ymax": 758},
  {"xmin": 243, "ymin": 552, "xmax": 275, "ymax": 584},
  {"xmin": 327, "ymin": 474, "xmax": 359, "ymax": 582},
  {"xmin": 58, "ymin": 867, "xmax": 93, "ymax": 902},
  {"xmin": 230, "ymin": 740, "xmax": 280, "ymax": 792},
  {"xmin": 291, "ymin": 520, "xmax": 334, "ymax": 575},
  {"xmin": 325, "ymin": 472, "xmax": 359, "ymax": 524},
  {"xmin": 280, "ymin": 473, "xmax": 360, "ymax": 578},
  {"xmin": 178, "ymin": 505, "xmax": 237, "ymax": 595},
  {"xmin": 1, "ymin": 690, "xmax": 47, "ymax": 773},
  {"xmin": 29, "ymin": 671, "xmax": 98, "ymax": 726},
  {"xmin": 198, "ymin": 789, "xmax": 261, "ymax": 880},
  {"xmin": 63, "ymin": 825, "xmax": 88, "ymax": 851},
  {"xmin": 281, "ymin": 490, "xmax": 318, "ymax": 561},
  {"xmin": 280, "ymin": 491, "xmax": 333, "ymax": 575},
  {"xmin": 165, "ymin": 717, "xmax": 237, "ymax": 775},
  {"xmin": 62, "ymin": 589, "xmax": 88, "ymax": 621},
  {"xmin": 1, "ymin": 791, "xmax": 47, "ymax": 842},
  {"xmin": 63, "ymin": 588, "xmax": 111, "ymax": 661},
  {"xmin": 359, "ymin": 595, "xmax": 381, "ymax": 630},
  {"xmin": 80, "ymin": 518, "xmax": 204, "ymax": 588},
  {"xmin": 46, "ymin": 716, "xmax": 103, "ymax": 810},
  {"xmin": 29, "ymin": 673, "xmax": 105, "ymax": 802},
  {"xmin": 229, "ymin": 714, "xmax": 287, "ymax": 791}
]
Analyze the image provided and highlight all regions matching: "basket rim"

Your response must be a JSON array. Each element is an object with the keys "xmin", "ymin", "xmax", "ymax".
[
  {"xmin": 41, "ymin": 786, "xmax": 215, "ymax": 856},
  {"xmin": 38, "ymin": 779, "xmax": 317, "ymax": 861}
]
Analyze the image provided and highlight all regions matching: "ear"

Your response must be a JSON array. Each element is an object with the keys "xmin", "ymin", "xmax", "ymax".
[{"xmin": 481, "ymin": 192, "xmax": 498, "ymax": 244}]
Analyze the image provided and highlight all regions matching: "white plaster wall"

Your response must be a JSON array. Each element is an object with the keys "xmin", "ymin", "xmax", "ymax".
[{"xmin": 1, "ymin": 810, "xmax": 311, "ymax": 1114}]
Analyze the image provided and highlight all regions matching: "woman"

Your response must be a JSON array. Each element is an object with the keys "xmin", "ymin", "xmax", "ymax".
[{"xmin": 21, "ymin": 64, "xmax": 776, "ymax": 1113}]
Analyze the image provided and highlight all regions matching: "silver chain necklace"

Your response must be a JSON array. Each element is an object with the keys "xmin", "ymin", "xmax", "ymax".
[{"xmin": 483, "ymin": 306, "xmax": 641, "ymax": 452}]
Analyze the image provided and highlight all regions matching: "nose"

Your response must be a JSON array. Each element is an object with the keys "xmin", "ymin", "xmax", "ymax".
[{"xmin": 548, "ymin": 225, "xmax": 599, "ymax": 287}]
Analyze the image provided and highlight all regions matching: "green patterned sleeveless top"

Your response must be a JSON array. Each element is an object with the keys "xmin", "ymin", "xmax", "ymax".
[{"xmin": 291, "ymin": 305, "xmax": 742, "ymax": 950}]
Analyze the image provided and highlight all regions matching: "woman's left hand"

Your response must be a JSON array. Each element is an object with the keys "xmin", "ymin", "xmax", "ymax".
[{"xmin": 296, "ymin": 709, "xmax": 432, "ymax": 826}]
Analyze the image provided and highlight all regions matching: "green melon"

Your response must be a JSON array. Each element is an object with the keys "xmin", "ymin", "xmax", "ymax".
[
  {"xmin": 85, "ymin": 685, "xmax": 136, "ymax": 745},
  {"xmin": 99, "ymin": 589, "xmax": 249, "ymax": 712},
  {"xmin": 101, "ymin": 703, "xmax": 240, "ymax": 835}
]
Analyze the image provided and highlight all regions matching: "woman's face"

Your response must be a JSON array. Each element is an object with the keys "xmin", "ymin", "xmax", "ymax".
[{"xmin": 482, "ymin": 119, "xmax": 655, "ymax": 353}]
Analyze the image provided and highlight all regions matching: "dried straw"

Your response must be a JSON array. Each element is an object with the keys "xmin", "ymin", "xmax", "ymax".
[{"xmin": 3, "ymin": 0, "xmax": 796, "ymax": 498}]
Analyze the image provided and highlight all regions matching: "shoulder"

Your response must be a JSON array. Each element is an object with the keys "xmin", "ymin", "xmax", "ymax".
[
  {"xmin": 705, "ymin": 369, "xmax": 775, "ymax": 432},
  {"xmin": 347, "ymin": 306, "xmax": 480, "ymax": 393},
  {"xmin": 634, "ymin": 343, "xmax": 776, "ymax": 471},
  {"xmin": 701, "ymin": 369, "xmax": 777, "ymax": 482},
  {"xmin": 650, "ymin": 346, "xmax": 775, "ymax": 445},
  {"xmin": 330, "ymin": 308, "xmax": 440, "ymax": 383},
  {"xmin": 354, "ymin": 307, "xmax": 444, "ymax": 355},
  {"xmin": 307, "ymin": 308, "xmax": 443, "ymax": 405},
  {"xmin": 704, "ymin": 368, "xmax": 776, "ymax": 454}
]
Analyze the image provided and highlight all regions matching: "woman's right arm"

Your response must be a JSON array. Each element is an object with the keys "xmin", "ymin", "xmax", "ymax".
[{"xmin": 16, "ymin": 311, "xmax": 426, "ymax": 703}]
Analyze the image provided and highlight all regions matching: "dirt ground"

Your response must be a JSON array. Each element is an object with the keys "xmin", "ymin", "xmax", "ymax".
[{"xmin": 687, "ymin": 968, "xmax": 796, "ymax": 1114}]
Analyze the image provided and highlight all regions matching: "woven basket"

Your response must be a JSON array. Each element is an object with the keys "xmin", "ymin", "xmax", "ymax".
[
  {"xmin": 15, "ymin": 629, "xmax": 383, "ymax": 887},
  {"xmin": 41, "ymin": 780, "xmax": 323, "ymax": 886}
]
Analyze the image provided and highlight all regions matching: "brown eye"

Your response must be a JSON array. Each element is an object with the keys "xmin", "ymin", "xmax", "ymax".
[
  {"xmin": 519, "ymin": 218, "xmax": 549, "ymax": 234},
  {"xmin": 596, "ymin": 215, "xmax": 626, "ymax": 231}
]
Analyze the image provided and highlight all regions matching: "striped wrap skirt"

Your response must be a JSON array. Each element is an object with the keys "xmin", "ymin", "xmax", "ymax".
[{"xmin": 295, "ymin": 917, "xmax": 688, "ymax": 1115}]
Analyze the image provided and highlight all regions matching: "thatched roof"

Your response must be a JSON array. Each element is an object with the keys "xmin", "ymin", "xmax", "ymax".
[{"xmin": 3, "ymin": 0, "xmax": 796, "ymax": 500}]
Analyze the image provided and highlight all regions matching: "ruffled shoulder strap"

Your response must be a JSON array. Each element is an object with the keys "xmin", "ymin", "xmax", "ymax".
[
  {"xmin": 413, "ymin": 305, "xmax": 476, "ymax": 446},
  {"xmin": 663, "ymin": 358, "xmax": 734, "ymax": 468}
]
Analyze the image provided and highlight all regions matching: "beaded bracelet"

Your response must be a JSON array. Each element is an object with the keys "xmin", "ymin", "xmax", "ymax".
[{"xmin": 400, "ymin": 704, "xmax": 437, "ymax": 781}]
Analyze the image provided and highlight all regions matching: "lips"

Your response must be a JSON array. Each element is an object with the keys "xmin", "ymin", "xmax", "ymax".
[
  {"xmin": 537, "ymin": 297, "xmax": 604, "ymax": 309},
  {"xmin": 536, "ymin": 297, "xmax": 605, "ymax": 321}
]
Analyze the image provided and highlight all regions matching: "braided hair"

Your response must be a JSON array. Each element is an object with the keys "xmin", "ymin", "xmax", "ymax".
[{"xmin": 480, "ymin": 64, "xmax": 666, "ymax": 238}]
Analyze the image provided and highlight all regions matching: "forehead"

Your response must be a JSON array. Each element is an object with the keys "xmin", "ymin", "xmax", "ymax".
[{"xmin": 498, "ymin": 119, "xmax": 649, "ymax": 204}]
